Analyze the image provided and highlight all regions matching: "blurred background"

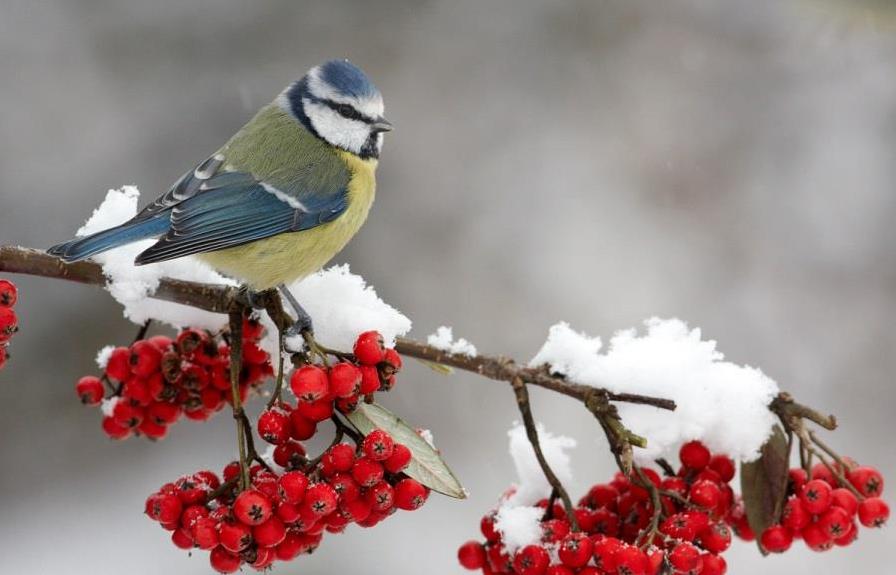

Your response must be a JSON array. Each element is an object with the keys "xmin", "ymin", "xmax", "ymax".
[{"xmin": 1, "ymin": 0, "xmax": 894, "ymax": 573}]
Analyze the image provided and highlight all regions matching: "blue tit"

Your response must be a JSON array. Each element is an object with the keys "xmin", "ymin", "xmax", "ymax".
[{"xmin": 48, "ymin": 59, "xmax": 392, "ymax": 331}]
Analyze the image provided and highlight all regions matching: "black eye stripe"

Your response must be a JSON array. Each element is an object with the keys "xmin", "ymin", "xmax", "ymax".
[{"xmin": 322, "ymin": 99, "xmax": 374, "ymax": 123}]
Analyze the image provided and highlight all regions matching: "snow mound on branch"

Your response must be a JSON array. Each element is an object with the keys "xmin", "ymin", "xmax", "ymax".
[
  {"xmin": 530, "ymin": 318, "xmax": 779, "ymax": 462},
  {"xmin": 77, "ymin": 187, "xmax": 236, "ymax": 330},
  {"xmin": 75, "ymin": 187, "xmax": 411, "ymax": 351},
  {"xmin": 493, "ymin": 423, "xmax": 576, "ymax": 554},
  {"xmin": 426, "ymin": 326, "xmax": 477, "ymax": 356},
  {"xmin": 280, "ymin": 264, "xmax": 411, "ymax": 351}
]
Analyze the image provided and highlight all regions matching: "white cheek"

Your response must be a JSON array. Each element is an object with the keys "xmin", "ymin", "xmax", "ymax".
[{"xmin": 304, "ymin": 101, "xmax": 369, "ymax": 154}]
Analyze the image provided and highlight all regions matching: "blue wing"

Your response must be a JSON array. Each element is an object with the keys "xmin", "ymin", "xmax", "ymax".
[
  {"xmin": 49, "ymin": 153, "xmax": 350, "ymax": 264},
  {"xmin": 134, "ymin": 170, "xmax": 348, "ymax": 265}
]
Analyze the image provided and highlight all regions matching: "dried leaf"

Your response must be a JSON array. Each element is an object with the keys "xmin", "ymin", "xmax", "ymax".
[
  {"xmin": 346, "ymin": 402, "xmax": 466, "ymax": 499},
  {"xmin": 740, "ymin": 424, "xmax": 790, "ymax": 553}
]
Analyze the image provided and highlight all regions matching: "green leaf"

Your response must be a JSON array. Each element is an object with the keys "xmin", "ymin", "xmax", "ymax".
[
  {"xmin": 740, "ymin": 425, "xmax": 790, "ymax": 553},
  {"xmin": 346, "ymin": 402, "xmax": 466, "ymax": 499},
  {"xmin": 414, "ymin": 358, "xmax": 454, "ymax": 375}
]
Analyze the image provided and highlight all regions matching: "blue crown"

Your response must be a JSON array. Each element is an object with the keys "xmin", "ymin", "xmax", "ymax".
[{"xmin": 317, "ymin": 59, "xmax": 379, "ymax": 100}]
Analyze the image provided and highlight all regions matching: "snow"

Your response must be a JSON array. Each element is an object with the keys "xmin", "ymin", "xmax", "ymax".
[
  {"xmin": 76, "ymin": 187, "xmax": 238, "ymax": 330},
  {"xmin": 493, "ymin": 423, "xmax": 576, "ymax": 554},
  {"xmin": 74, "ymin": 187, "xmax": 412, "ymax": 354},
  {"xmin": 279, "ymin": 264, "xmax": 411, "ymax": 352},
  {"xmin": 100, "ymin": 397, "xmax": 119, "ymax": 417},
  {"xmin": 530, "ymin": 318, "xmax": 780, "ymax": 462},
  {"xmin": 426, "ymin": 326, "xmax": 477, "ymax": 356},
  {"xmin": 95, "ymin": 345, "xmax": 115, "ymax": 370},
  {"xmin": 494, "ymin": 505, "xmax": 544, "ymax": 554},
  {"xmin": 417, "ymin": 428, "xmax": 436, "ymax": 449}
]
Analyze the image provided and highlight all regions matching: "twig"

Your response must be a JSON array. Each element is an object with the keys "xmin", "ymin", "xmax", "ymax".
[
  {"xmin": 132, "ymin": 320, "xmax": 152, "ymax": 344},
  {"xmin": 0, "ymin": 245, "xmax": 677, "ymax": 412},
  {"xmin": 655, "ymin": 458, "xmax": 676, "ymax": 477},
  {"xmin": 633, "ymin": 466, "xmax": 662, "ymax": 548},
  {"xmin": 227, "ymin": 311, "xmax": 250, "ymax": 491},
  {"xmin": 510, "ymin": 377, "xmax": 579, "ymax": 531}
]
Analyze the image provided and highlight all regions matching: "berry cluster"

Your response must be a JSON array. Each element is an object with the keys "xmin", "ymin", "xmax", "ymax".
[
  {"xmin": 254, "ymin": 330, "xmax": 403, "ymax": 440},
  {"xmin": 459, "ymin": 441, "xmax": 737, "ymax": 575},
  {"xmin": 76, "ymin": 317, "xmax": 273, "ymax": 440},
  {"xmin": 145, "ymin": 427, "xmax": 428, "ymax": 573},
  {"xmin": 758, "ymin": 461, "xmax": 888, "ymax": 554},
  {"xmin": 0, "ymin": 278, "xmax": 19, "ymax": 371}
]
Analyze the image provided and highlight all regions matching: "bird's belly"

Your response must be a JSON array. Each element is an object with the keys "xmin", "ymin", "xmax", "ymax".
[{"xmin": 197, "ymin": 154, "xmax": 376, "ymax": 290}]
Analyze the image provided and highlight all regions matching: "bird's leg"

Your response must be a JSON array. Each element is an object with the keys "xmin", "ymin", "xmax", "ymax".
[
  {"xmin": 235, "ymin": 285, "xmax": 270, "ymax": 310},
  {"xmin": 278, "ymin": 284, "xmax": 328, "ymax": 363}
]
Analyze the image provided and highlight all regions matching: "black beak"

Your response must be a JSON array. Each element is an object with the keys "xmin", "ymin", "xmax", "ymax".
[{"xmin": 371, "ymin": 116, "xmax": 393, "ymax": 133}]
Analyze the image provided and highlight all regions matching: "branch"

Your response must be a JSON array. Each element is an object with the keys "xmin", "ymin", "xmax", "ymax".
[{"xmin": 0, "ymin": 245, "xmax": 676, "ymax": 413}]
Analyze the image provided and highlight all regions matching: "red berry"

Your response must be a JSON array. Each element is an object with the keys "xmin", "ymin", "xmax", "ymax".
[
  {"xmin": 328, "ymin": 362, "xmax": 362, "ymax": 398},
  {"xmin": 394, "ymin": 478, "xmax": 428, "ymax": 511},
  {"xmin": 104, "ymin": 347, "xmax": 131, "ymax": 381},
  {"xmin": 112, "ymin": 401, "xmax": 144, "ymax": 429},
  {"xmin": 289, "ymin": 410, "xmax": 317, "ymax": 440},
  {"xmin": 273, "ymin": 440, "xmax": 306, "ymax": 469},
  {"xmin": 513, "ymin": 544, "xmax": 549, "ymax": 575},
  {"xmin": 278, "ymin": 470, "xmax": 309, "ymax": 504},
  {"xmin": 253, "ymin": 516, "xmax": 287, "ymax": 547},
  {"xmin": 0, "ymin": 307, "xmax": 17, "ymax": 342},
  {"xmin": 383, "ymin": 348, "xmax": 402, "ymax": 372},
  {"xmin": 101, "ymin": 415, "xmax": 131, "ymax": 439},
  {"xmin": 190, "ymin": 516, "xmax": 218, "ymax": 549},
  {"xmin": 289, "ymin": 365, "xmax": 329, "ymax": 402},
  {"xmin": 359, "ymin": 365, "xmax": 380, "ymax": 394},
  {"xmin": 848, "ymin": 466, "xmax": 884, "ymax": 498},
  {"xmin": 558, "ymin": 532, "xmax": 593, "ymax": 568},
  {"xmin": 667, "ymin": 542, "xmax": 700, "ymax": 573},
  {"xmin": 383, "ymin": 443, "xmax": 412, "ymax": 473},
  {"xmin": 251, "ymin": 546, "xmax": 276, "ymax": 570},
  {"xmin": 352, "ymin": 457, "xmax": 384, "ymax": 487},
  {"xmin": 760, "ymin": 525, "xmax": 793, "ymax": 553},
  {"xmin": 209, "ymin": 547, "xmax": 241, "ymax": 574},
  {"xmin": 689, "ymin": 479, "xmax": 722, "ymax": 509},
  {"xmin": 834, "ymin": 521, "xmax": 858, "ymax": 546},
  {"xmin": 328, "ymin": 472, "xmax": 360, "ymax": 502},
  {"xmin": 801, "ymin": 479, "xmax": 833, "ymax": 514},
  {"xmin": 0, "ymin": 279, "xmax": 18, "ymax": 307},
  {"xmin": 811, "ymin": 462, "xmax": 836, "ymax": 486},
  {"xmin": 341, "ymin": 496, "xmax": 372, "ymax": 522},
  {"xmin": 324, "ymin": 443, "xmax": 356, "ymax": 473},
  {"xmin": 830, "ymin": 488, "xmax": 859, "ymax": 516},
  {"xmin": 169, "ymin": 527, "xmax": 191, "ymax": 548},
  {"xmin": 789, "ymin": 468, "xmax": 809, "ymax": 493},
  {"xmin": 257, "ymin": 408, "xmax": 291, "ymax": 444},
  {"xmin": 857, "ymin": 497, "xmax": 890, "ymax": 528},
  {"xmin": 679, "ymin": 441, "xmax": 711, "ymax": 470},
  {"xmin": 353, "ymin": 330, "xmax": 386, "ymax": 365},
  {"xmin": 129, "ymin": 340, "xmax": 162, "ymax": 377},
  {"xmin": 698, "ymin": 522, "xmax": 732, "ymax": 554},
  {"xmin": 148, "ymin": 401, "xmax": 180, "ymax": 425},
  {"xmin": 295, "ymin": 397, "xmax": 334, "ymax": 422},
  {"xmin": 458, "ymin": 541, "xmax": 486, "ymax": 570},
  {"xmin": 481, "ymin": 512, "xmax": 500, "ymax": 542},
  {"xmin": 708, "ymin": 455, "xmax": 736, "ymax": 483},
  {"xmin": 802, "ymin": 522, "xmax": 834, "ymax": 552},
  {"xmin": 75, "ymin": 376, "xmax": 104, "ymax": 405},
  {"xmin": 303, "ymin": 482, "xmax": 338, "ymax": 517},
  {"xmin": 700, "ymin": 553, "xmax": 727, "ymax": 575},
  {"xmin": 592, "ymin": 536, "xmax": 623, "ymax": 571},
  {"xmin": 614, "ymin": 545, "xmax": 648, "ymax": 575},
  {"xmin": 818, "ymin": 506, "xmax": 852, "ymax": 539},
  {"xmin": 781, "ymin": 496, "xmax": 810, "ymax": 532},
  {"xmin": 146, "ymin": 492, "xmax": 183, "ymax": 523},
  {"xmin": 362, "ymin": 429, "xmax": 395, "ymax": 461},
  {"xmin": 365, "ymin": 481, "xmax": 395, "ymax": 512},
  {"xmin": 233, "ymin": 489, "xmax": 272, "ymax": 526},
  {"xmin": 542, "ymin": 518, "xmax": 571, "ymax": 542}
]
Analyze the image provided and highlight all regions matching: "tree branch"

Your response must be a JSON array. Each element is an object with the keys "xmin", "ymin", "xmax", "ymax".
[{"xmin": 0, "ymin": 245, "xmax": 676, "ymax": 413}]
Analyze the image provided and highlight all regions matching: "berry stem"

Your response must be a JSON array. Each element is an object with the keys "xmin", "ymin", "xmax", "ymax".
[
  {"xmin": 510, "ymin": 376, "xmax": 580, "ymax": 531},
  {"xmin": 132, "ymin": 319, "xmax": 151, "ymax": 344},
  {"xmin": 266, "ymin": 327, "xmax": 287, "ymax": 409},
  {"xmin": 227, "ymin": 310, "xmax": 250, "ymax": 491},
  {"xmin": 655, "ymin": 458, "xmax": 676, "ymax": 477},
  {"xmin": 633, "ymin": 465, "xmax": 663, "ymax": 548}
]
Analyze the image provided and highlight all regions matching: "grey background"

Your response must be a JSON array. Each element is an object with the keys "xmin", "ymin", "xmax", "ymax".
[{"xmin": 1, "ymin": 0, "xmax": 894, "ymax": 573}]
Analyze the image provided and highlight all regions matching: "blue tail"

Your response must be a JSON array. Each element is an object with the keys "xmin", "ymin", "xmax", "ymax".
[{"xmin": 47, "ymin": 216, "xmax": 170, "ymax": 262}]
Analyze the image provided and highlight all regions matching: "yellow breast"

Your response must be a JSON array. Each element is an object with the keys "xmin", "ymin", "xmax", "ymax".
[{"xmin": 197, "ymin": 152, "xmax": 377, "ymax": 290}]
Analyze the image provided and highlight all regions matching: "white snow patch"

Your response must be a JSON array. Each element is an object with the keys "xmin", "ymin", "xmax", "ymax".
[
  {"xmin": 418, "ymin": 428, "xmax": 436, "ymax": 449},
  {"xmin": 278, "ymin": 264, "xmax": 411, "ymax": 352},
  {"xmin": 100, "ymin": 397, "xmax": 120, "ymax": 417},
  {"xmin": 530, "ymin": 318, "xmax": 779, "ymax": 462},
  {"xmin": 426, "ymin": 326, "xmax": 477, "ymax": 357},
  {"xmin": 494, "ymin": 505, "xmax": 544, "ymax": 554},
  {"xmin": 505, "ymin": 422, "xmax": 576, "ymax": 507},
  {"xmin": 95, "ymin": 345, "xmax": 116, "ymax": 370}
]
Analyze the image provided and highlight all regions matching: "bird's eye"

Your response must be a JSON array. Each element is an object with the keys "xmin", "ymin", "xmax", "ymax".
[{"xmin": 336, "ymin": 104, "xmax": 356, "ymax": 118}]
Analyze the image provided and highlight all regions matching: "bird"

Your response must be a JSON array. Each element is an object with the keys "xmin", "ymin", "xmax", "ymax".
[{"xmin": 48, "ymin": 59, "xmax": 392, "ymax": 335}]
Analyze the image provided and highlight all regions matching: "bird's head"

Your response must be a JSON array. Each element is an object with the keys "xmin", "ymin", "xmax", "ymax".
[{"xmin": 279, "ymin": 59, "xmax": 391, "ymax": 160}]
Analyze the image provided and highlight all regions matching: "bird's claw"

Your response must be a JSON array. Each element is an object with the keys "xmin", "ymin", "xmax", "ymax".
[{"xmin": 236, "ymin": 286, "xmax": 270, "ymax": 310}]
